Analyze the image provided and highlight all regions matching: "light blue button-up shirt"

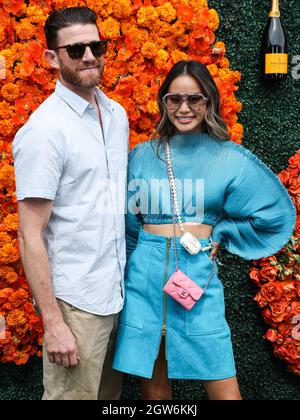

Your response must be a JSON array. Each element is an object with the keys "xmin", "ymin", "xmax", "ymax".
[{"xmin": 13, "ymin": 81, "xmax": 129, "ymax": 315}]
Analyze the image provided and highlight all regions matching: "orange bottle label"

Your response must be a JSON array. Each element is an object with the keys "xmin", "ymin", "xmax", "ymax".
[{"xmin": 265, "ymin": 53, "xmax": 288, "ymax": 74}]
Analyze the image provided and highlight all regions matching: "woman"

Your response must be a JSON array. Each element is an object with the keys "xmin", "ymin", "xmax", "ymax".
[{"xmin": 113, "ymin": 61, "xmax": 296, "ymax": 400}]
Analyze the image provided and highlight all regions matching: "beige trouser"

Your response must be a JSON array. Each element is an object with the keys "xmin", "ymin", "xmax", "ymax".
[{"xmin": 42, "ymin": 299, "xmax": 123, "ymax": 400}]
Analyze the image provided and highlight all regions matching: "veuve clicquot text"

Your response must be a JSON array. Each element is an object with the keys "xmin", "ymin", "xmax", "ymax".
[{"xmin": 261, "ymin": 0, "xmax": 288, "ymax": 81}]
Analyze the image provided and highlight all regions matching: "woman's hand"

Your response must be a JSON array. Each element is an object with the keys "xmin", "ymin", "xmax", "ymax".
[{"xmin": 210, "ymin": 241, "xmax": 220, "ymax": 260}]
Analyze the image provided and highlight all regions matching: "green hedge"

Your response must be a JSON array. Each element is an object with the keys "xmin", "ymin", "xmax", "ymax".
[{"xmin": 1, "ymin": 0, "xmax": 300, "ymax": 400}]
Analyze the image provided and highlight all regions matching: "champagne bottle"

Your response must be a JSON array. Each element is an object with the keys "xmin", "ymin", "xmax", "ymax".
[{"xmin": 261, "ymin": 0, "xmax": 288, "ymax": 81}]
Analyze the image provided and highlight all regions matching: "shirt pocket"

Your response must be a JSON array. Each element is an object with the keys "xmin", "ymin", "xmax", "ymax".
[{"xmin": 119, "ymin": 244, "xmax": 152, "ymax": 330}]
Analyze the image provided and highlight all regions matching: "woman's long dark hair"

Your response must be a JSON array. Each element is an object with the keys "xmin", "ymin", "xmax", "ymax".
[{"xmin": 151, "ymin": 60, "xmax": 229, "ymax": 158}]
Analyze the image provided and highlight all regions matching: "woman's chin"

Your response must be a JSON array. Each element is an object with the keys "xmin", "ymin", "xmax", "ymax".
[{"xmin": 175, "ymin": 125, "xmax": 203, "ymax": 134}]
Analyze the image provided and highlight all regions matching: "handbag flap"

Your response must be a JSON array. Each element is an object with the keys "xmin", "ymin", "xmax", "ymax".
[{"xmin": 170, "ymin": 270, "xmax": 204, "ymax": 301}]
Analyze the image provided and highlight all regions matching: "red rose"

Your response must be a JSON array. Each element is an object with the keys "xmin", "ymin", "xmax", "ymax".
[
  {"xmin": 278, "ymin": 170, "xmax": 291, "ymax": 186},
  {"xmin": 282, "ymin": 282, "xmax": 298, "ymax": 300},
  {"xmin": 262, "ymin": 308, "xmax": 279, "ymax": 326},
  {"xmin": 288, "ymin": 154, "xmax": 300, "ymax": 171},
  {"xmin": 289, "ymin": 177, "xmax": 300, "ymax": 195},
  {"xmin": 254, "ymin": 292, "xmax": 268, "ymax": 308},
  {"xmin": 249, "ymin": 268, "xmax": 262, "ymax": 286},
  {"xmin": 278, "ymin": 322, "xmax": 293, "ymax": 337},
  {"xmin": 261, "ymin": 282, "xmax": 284, "ymax": 303},
  {"xmin": 269, "ymin": 298, "xmax": 289, "ymax": 323},
  {"xmin": 260, "ymin": 266, "xmax": 279, "ymax": 282},
  {"xmin": 275, "ymin": 339, "xmax": 300, "ymax": 364},
  {"xmin": 264, "ymin": 329, "xmax": 277, "ymax": 343}
]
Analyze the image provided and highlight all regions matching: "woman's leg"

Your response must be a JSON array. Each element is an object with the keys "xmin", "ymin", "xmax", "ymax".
[
  {"xmin": 202, "ymin": 377, "xmax": 242, "ymax": 400},
  {"xmin": 140, "ymin": 338, "xmax": 172, "ymax": 400}
]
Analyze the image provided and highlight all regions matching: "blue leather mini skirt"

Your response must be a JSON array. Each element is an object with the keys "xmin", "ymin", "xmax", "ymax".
[{"xmin": 113, "ymin": 229, "xmax": 236, "ymax": 380}]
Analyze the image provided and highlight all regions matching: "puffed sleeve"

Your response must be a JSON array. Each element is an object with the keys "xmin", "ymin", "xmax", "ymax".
[
  {"xmin": 126, "ymin": 144, "xmax": 144, "ymax": 260},
  {"xmin": 211, "ymin": 144, "xmax": 296, "ymax": 260}
]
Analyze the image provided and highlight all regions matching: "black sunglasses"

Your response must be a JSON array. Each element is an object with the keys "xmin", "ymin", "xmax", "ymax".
[{"xmin": 54, "ymin": 40, "xmax": 109, "ymax": 60}]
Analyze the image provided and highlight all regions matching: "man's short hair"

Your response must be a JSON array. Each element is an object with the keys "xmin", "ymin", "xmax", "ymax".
[{"xmin": 44, "ymin": 7, "xmax": 98, "ymax": 50}]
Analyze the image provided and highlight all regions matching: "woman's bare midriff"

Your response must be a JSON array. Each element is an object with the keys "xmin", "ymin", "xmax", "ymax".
[{"xmin": 143, "ymin": 223, "xmax": 213, "ymax": 238}]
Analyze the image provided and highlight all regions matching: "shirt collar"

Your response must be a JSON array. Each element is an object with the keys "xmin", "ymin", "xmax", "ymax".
[{"xmin": 55, "ymin": 80, "xmax": 113, "ymax": 117}]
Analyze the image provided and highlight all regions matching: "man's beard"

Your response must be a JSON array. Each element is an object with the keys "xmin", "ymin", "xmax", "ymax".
[{"xmin": 59, "ymin": 61, "xmax": 104, "ymax": 89}]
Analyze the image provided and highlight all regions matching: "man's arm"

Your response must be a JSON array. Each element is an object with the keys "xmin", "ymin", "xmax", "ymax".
[{"xmin": 17, "ymin": 198, "xmax": 79, "ymax": 368}]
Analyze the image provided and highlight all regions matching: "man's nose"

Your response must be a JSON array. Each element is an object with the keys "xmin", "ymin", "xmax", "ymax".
[{"xmin": 82, "ymin": 46, "xmax": 96, "ymax": 62}]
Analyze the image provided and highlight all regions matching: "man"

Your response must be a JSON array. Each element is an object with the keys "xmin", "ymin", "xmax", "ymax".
[{"xmin": 12, "ymin": 7, "xmax": 128, "ymax": 400}]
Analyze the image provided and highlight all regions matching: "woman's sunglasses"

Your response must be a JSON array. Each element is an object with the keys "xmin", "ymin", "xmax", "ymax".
[
  {"xmin": 162, "ymin": 93, "xmax": 209, "ymax": 111},
  {"xmin": 54, "ymin": 40, "xmax": 109, "ymax": 60}
]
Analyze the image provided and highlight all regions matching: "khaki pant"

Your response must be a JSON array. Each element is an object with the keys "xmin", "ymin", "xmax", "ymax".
[{"xmin": 42, "ymin": 299, "xmax": 123, "ymax": 400}]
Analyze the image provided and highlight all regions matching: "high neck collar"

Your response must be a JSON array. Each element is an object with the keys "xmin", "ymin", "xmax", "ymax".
[{"xmin": 171, "ymin": 132, "xmax": 210, "ymax": 147}]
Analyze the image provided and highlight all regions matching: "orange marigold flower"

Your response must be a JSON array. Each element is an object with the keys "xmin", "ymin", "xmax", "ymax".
[
  {"xmin": 124, "ymin": 27, "xmax": 149, "ymax": 49},
  {"xmin": 207, "ymin": 64, "xmax": 218, "ymax": 77},
  {"xmin": 1, "ymin": 0, "xmax": 26, "ymax": 16},
  {"xmin": 189, "ymin": 0, "xmax": 208, "ymax": 10},
  {"xmin": 15, "ymin": 18, "xmax": 37, "ymax": 41},
  {"xmin": 213, "ymin": 41, "xmax": 226, "ymax": 55},
  {"xmin": 9, "ymin": 289, "xmax": 29, "ymax": 308},
  {"xmin": 111, "ymin": 0, "xmax": 132, "ymax": 19},
  {"xmin": 0, "ymin": 102, "xmax": 14, "ymax": 121},
  {"xmin": 157, "ymin": 21, "xmax": 173, "ymax": 38},
  {"xmin": 229, "ymin": 123, "xmax": 244, "ymax": 144},
  {"xmin": 117, "ymin": 76, "xmax": 139, "ymax": 97},
  {"xmin": 172, "ymin": 21, "xmax": 185, "ymax": 37},
  {"xmin": 218, "ymin": 68, "xmax": 230, "ymax": 79},
  {"xmin": 176, "ymin": 34, "xmax": 190, "ymax": 48},
  {"xmin": 1, "ymin": 83, "xmax": 20, "ymax": 102},
  {"xmin": 0, "ymin": 213, "xmax": 19, "ymax": 231},
  {"xmin": 141, "ymin": 41, "xmax": 158, "ymax": 59},
  {"xmin": 5, "ymin": 271, "xmax": 19, "ymax": 285},
  {"xmin": 230, "ymin": 70, "xmax": 241, "ymax": 83},
  {"xmin": 0, "ymin": 241, "xmax": 19, "ymax": 264},
  {"xmin": 0, "ymin": 288, "xmax": 13, "ymax": 305},
  {"xmin": 6, "ymin": 308, "xmax": 27, "ymax": 328},
  {"xmin": 139, "ymin": 117, "xmax": 152, "ymax": 131},
  {"xmin": 117, "ymin": 48, "xmax": 133, "ymax": 62},
  {"xmin": 147, "ymin": 100, "xmax": 159, "ymax": 115},
  {"xmin": 171, "ymin": 49, "xmax": 188, "ymax": 63},
  {"xmin": 137, "ymin": 6, "xmax": 159, "ymax": 27},
  {"xmin": 127, "ymin": 58, "xmax": 146, "ymax": 74},
  {"xmin": 0, "ymin": 266, "xmax": 18, "ymax": 285},
  {"xmin": 176, "ymin": 6, "xmax": 194, "ymax": 22},
  {"xmin": 0, "ymin": 164, "xmax": 15, "ymax": 194},
  {"xmin": 157, "ymin": 2, "xmax": 177, "ymax": 23},
  {"xmin": 208, "ymin": 9, "xmax": 219, "ymax": 32},
  {"xmin": 15, "ymin": 353, "xmax": 30, "ymax": 365},
  {"xmin": 219, "ymin": 58, "xmax": 230, "ymax": 69},
  {"xmin": 100, "ymin": 17, "xmax": 121, "ymax": 39},
  {"xmin": 133, "ymin": 85, "xmax": 151, "ymax": 105},
  {"xmin": 155, "ymin": 49, "xmax": 169, "ymax": 69}
]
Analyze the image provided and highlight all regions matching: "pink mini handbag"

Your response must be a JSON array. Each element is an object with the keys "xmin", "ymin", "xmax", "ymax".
[
  {"xmin": 163, "ymin": 142, "xmax": 215, "ymax": 311},
  {"xmin": 163, "ymin": 270, "xmax": 205, "ymax": 311}
]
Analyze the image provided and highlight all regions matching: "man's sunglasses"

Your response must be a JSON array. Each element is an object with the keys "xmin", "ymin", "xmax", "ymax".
[
  {"xmin": 54, "ymin": 40, "xmax": 109, "ymax": 60},
  {"xmin": 162, "ymin": 93, "xmax": 209, "ymax": 111}
]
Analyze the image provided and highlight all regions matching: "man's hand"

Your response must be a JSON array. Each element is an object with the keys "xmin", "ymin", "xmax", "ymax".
[
  {"xmin": 210, "ymin": 241, "xmax": 220, "ymax": 260},
  {"xmin": 44, "ymin": 320, "xmax": 79, "ymax": 368}
]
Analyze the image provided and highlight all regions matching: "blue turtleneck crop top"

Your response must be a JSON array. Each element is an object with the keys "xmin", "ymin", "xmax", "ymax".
[{"xmin": 126, "ymin": 133, "xmax": 296, "ymax": 260}]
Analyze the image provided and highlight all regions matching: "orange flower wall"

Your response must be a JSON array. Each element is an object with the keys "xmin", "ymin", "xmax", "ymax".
[{"xmin": 1, "ymin": 0, "xmax": 295, "ymax": 372}]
